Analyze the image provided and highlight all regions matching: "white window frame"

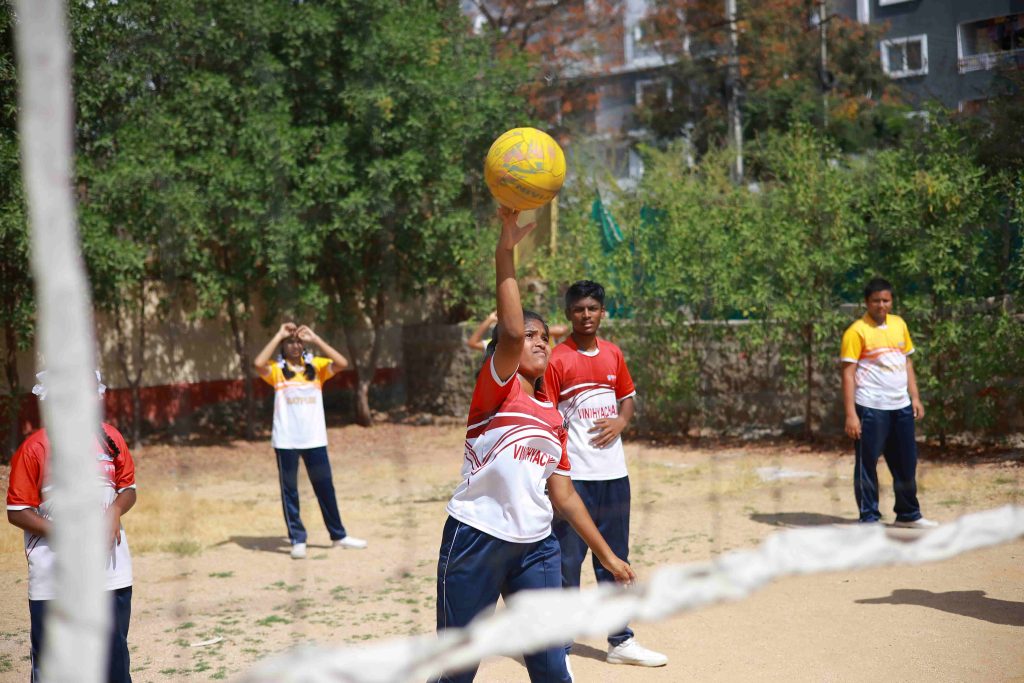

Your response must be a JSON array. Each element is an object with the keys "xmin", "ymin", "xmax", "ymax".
[
  {"xmin": 880, "ymin": 34, "xmax": 928, "ymax": 78},
  {"xmin": 635, "ymin": 77, "xmax": 671, "ymax": 108}
]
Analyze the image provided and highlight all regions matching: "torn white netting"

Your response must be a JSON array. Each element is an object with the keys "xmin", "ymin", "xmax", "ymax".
[{"xmin": 239, "ymin": 505, "xmax": 1024, "ymax": 683}]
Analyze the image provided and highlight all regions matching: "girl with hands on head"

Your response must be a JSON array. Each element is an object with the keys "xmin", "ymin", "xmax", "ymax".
[{"xmin": 253, "ymin": 322, "xmax": 365, "ymax": 559}]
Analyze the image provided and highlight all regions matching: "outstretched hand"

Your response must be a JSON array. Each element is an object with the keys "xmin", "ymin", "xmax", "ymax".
[
  {"xmin": 601, "ymin": 555, "xmax": 637, "ymax": 587},
  {"xmin": 496, "ymin": 205, "xmax": 538, "ymax": 251}
]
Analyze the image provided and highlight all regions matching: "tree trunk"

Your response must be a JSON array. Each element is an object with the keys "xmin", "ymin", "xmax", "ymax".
[
  {"xmin": 349, "ymin": 290, "xmax": 388, "ymax": 427},
  {"xmin": 113, "ymin": 282, "xmax": 147, "ymax": 449},
  {"xmin": 3, "ymin": 320, "xmax": 22, "ymax": 461},
  {"xmin": 226, "ymin": 294, "xmax": 255, "ymax": 440}
]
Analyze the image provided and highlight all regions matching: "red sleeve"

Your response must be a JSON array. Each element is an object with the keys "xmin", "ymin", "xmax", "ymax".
[
  {"xmin": 615, "ymin": 348, "xmax": 636, "ymax": 400},
  {"xmin": 554, "ymin": 426, "xmax": 571, "ymax": 472},
  {"xmin": 467, "ymin": 356, "xmax": 516, "ymax": 424},
  {"xmin": 6, "ymin": 433, "xmax": 46, "ymax": 509},
  {"xmin": 103, "ymin": 424, "xmax": 136, "ymax": 491},
  {"xmin": 543, "ymin": 353, "xmax": 563, "ymax": 406}
]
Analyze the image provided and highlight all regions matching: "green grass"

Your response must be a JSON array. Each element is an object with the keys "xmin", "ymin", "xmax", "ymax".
[
  {"xmin": 208, "ymin": 571, "xmax": 234, "ymax": 578},
  {"xmin": 255, "ymin": 615, "xmax": 291, "ymax": 627},
  {"xmin": 162, "ymin": 540, "xmax": 203, "ymax": 556}
]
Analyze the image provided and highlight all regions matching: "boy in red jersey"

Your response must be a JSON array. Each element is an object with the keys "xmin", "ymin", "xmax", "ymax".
[
  {"xmin": 436, "ymin": 210, "xmax": 634, "ymax": 683},
  {"xmin": 545, "ymin": 280, "xmax": 668, "ymax": 668},
  {"xmin": 7, "ymin": 374, "xmax": 136, "ymax": 683}
]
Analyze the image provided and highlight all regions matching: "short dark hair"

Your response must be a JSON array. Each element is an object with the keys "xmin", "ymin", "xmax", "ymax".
[
  {"xmin": 565, "ymin": 280, "xmax": 605, "ymax": 309},
  {"xmin": 863, "ymin": 277, "xmax": 894, "ymax": 300}
]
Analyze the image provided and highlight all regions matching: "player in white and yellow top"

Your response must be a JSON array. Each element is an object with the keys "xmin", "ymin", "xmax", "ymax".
[
  {"xmin": 840, "ymin": 278, "xmax": 936, "ymax": 528},
  {"xmin": 254, "ymin": 323, "xmax": 367, "ymax": 558}
]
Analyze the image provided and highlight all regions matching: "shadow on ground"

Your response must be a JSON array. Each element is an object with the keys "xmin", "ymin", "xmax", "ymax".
[
  {"xmin": 856, "ymin": 589, "xmax": 1024, "ymax": 627},
  {"xmin": 218, "ymin": 536, "xmax": 291, "ymax": 553},
  {"xmin": 750, "ymin": 512, "xmax": 854, "ymax": 527},
  {"xmin": 569, "ymin": 642, "xmax": 607, "ymax": 663}
]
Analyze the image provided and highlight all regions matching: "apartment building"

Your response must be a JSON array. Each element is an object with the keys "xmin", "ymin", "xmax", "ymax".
[{"xmin": 855, "ymin": 0, "xmax": 1023, "ymax": 110}]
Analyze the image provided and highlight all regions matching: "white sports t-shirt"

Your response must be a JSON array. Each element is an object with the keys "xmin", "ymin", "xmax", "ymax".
[
  {"xmin": 840, "ymin": 314, "xmax": 915, "ymax": 411},
  {"xmin": 446, "ymin": 356, "xmax": 571, "ymax": 543},
  {"xmin": 260, "ymin": 357, "xmax": 337, "ymax": 449},
  {"xmin": 544, "ymin": 337, "xmax": 636, "ymax": 481},
  {"xmin": 6, "ymin": 424, "xmax": 136, "ymax": 601}
]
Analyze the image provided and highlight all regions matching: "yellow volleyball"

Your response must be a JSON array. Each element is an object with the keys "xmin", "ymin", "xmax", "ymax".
[{"xmin": 484, "ymin": 127, "xmax": 566, "ymax": 210}]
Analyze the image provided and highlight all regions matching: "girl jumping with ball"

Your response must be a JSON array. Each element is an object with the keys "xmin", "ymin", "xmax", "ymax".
[{"xmin": 435, "ymin": 206, "xmax": 635, "ymax": 683}]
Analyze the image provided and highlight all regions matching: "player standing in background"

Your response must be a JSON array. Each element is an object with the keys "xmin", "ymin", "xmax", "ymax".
[
  {"xmin": 254, "ymin": 323, "xmax": 367, "ymax": 559},
  {"xmin": 841, "ymin": 277, "xmax": 937, "ymax": 528},
  {"xmin": 545, "ymin": 280, "xmax": 668, "ymax": 668},
  {"xmin": 6, "ymin": 373, "xmax": 136, "ymax": 683},
  {"xmin": 467, "ymin": 310, "xmax": 569, "ymax": 352},
  {"xmin": 436, "ymin": 208, "xmax": 635, "ymax": 683}
]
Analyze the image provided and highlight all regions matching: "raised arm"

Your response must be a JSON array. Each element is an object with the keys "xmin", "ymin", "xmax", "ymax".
[
  {"xmin": 466, "ymin": 311, "xmax": 498, "ymax": 352},
  {"xmin": 491, "ymin": 206, "xmax": 537, "ymax": 382},
  {"xmin": 297, "ymin": 325, "xmax": 349, "ymax": 372},
  {"xmin": 254, "ymin": 322, "xmax": 296, "ymax": 375}
]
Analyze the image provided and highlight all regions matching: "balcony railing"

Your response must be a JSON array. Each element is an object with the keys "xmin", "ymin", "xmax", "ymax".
[{"xmin": 958, "ymin": 47, "xmax": 1024, "ymax": 73}]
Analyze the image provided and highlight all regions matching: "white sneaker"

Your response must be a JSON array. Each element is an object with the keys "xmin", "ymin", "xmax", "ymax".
[
  {"xmin": 894, "ymin": 517, "xmax": 939, "ymax": 529},
  {"xmin": 290, "ymin": 542, "xmax": 307, "ymax": 559},
  {"xmin": 333, "ymin": 536, "xmax": 368, "ymax": 549},
  {"xmin": 564, "ymin": 654, "xmax": 574, "ymax": 682},
  {"xmin": 606, "ymin": 638, "xmax": 668, "ymax": 667}
]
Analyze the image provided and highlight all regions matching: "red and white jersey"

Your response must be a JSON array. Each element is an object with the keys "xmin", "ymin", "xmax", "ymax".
[
  {"xmin": 446, "ymin": 356, "xmax": 571, "ymax": 543},
  {"xmin": 545, "ymin": 337, "xmax": 636, "ymax": 481},
  {"xmin": 6, "ymin": 424, "xmax": 136, "ymax": 601},
  {"xmin": 259, "ymin": 357, "xmax": 337, "ymax": 449}
]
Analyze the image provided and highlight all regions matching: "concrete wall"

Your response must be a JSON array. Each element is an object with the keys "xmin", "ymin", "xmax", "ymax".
[{"xmin": 398, "ymin": 320, "xmax": 1024, "ymax": 439}]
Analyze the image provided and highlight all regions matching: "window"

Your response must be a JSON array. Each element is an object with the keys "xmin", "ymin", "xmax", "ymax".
[
  {"xmin": 958, "ymin": 98, "xmax": 991, "ymax": 116},
  {"xmin": 635, "ymin": 78, "xmax": 670, "ymax": 109},
  {"xmin": 958, "ymin": 13, "xmax": 1024, "ymax": 73},
  {"xmin": 881, "ymin": 35, "xmax": 928, "ymax": 78}
]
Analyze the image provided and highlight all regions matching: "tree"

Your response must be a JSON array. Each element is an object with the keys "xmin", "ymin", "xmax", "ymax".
[
  {"xmin": 0, "ymin": 1, "xmax": 34, "ymax": 458},
  {"xmin": 739, "ymin": 126, "xmax": 866, "ymax": 436},
  {"xmin": 69, "ymin": 0, "xmax": 166, "ymax": 447},
  {"xmin": 274, "ymin": 0, "xmax": 529, "ymax": 425},
  {"xmin": 864, "ymin": 116, "xmax": 1022, "ymax": 444},
  {"xmin": 80, "ymin": 0, "xmax": 301, "ymax": 439},
  {"xmin": 637, "ymin": 0, "xmax": 905, "ymax": 154}
]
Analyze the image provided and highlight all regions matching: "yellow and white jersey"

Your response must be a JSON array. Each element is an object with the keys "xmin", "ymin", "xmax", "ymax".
[
  {"xmin": 260, "ymin": 357, "xmax": 336, "ymax": 449},
  {"xmin": 840, "ymin": 314, "xmax": 915, "ymax": 410}
]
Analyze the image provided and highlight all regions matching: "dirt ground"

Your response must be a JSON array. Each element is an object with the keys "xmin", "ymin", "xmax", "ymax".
[{"xmin": 0, "ymin": 423, "xmax": 1022, "ymax": 682}]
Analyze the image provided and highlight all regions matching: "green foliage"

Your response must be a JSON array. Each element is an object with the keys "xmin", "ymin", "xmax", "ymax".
[
  {"xmin": 537, "ymin": 121, "xmax": 1023, "ymax": 439},
  {"xmin": 862, "ymin": 116, "xmax": 1024, "ymax": 440},
  {"xmin": 0, "ymin": 2, "xmax": 34, "ymax": 456},
  {"xmin": 643, "ymin": 0, "xmax": 908, "ymax": 155},
  {"xmin": 274, "ymin": 0, "xmax": 530, "ymax": 325}
]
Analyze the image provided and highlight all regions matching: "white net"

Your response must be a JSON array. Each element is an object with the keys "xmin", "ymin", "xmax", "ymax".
[{"xmin": 240, "ymin": 505, "xmax": 1024, "ymax": 683}]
